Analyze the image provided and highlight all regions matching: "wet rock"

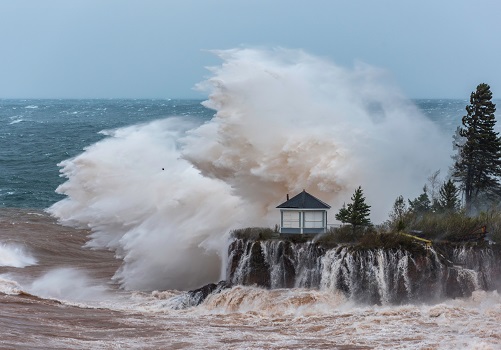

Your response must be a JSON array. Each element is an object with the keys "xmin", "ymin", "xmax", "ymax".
[
  {"xmin": 244, "ymin": 241, "xmax": 271, "ymax": 288},
  {"xmin": 226, "ymin": 238, "xmax": 501, "ymax": 304},
  {"xmin": 227, "ymin": 240, "xmax": 245, "ymax": 281},
  {"xmin": 186, "ymin": 280, "xmax": 230, "ymax": 306}
]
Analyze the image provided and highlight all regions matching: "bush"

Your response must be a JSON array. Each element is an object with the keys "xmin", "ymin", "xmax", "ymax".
[
  {"xmin": 406, "ymin": 211, "xmax": 483, "ymax": 241},
  {"xmin": 230, "ymin": 227, "xmax": 275, "ymax": 241},
  {"xmin": 478, "ymin": 210, "xmax": 501, "ymax": 244}
]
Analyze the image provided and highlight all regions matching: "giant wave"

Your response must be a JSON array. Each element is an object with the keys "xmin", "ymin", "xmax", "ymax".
[{"xmin": 48, "ymin": 48, "xmax": 450, "ymax": 291}]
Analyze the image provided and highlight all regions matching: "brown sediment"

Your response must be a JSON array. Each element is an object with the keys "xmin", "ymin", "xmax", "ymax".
[
  {"xmin": 0, "ymin": 209, "xmax": 501, "ymax": 349},
  {"xmin": 0, "ymin": 208, "xmax": 121, "ymax": 281}
]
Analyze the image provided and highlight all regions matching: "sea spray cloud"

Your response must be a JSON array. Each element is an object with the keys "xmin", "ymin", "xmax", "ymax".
[
  {"xmin": 50, "ymin": 118, "xmax": 244, "ymax": 290},
  {"xmin": 185, "ymin": 48, "xmax": 450, "ymax": 220},
  {"xmin": 49, "ymin": 48, "xmax": 450, "ymax": 291},
  {"xmin": 28, "ymin": 268, "xmax": 109, "ymax": 303}
]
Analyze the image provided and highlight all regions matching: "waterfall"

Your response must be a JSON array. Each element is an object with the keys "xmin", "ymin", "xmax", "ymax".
[{"xmin": 226, "ymin": 238, "xmax": 501, "ymax": 304}]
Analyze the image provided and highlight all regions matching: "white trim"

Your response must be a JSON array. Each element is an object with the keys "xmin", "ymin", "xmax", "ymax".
[
  {"xmin": 279, "ymin": 208, "xmax": 328, "ymax": 211},
  {"xmin": 280, "ymin": 209, "xmax": 328, "ymax": 234}
]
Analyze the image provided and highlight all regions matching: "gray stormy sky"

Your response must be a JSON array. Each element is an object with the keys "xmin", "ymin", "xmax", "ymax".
[{"xmin": 1, "ymin": 0, "xmax": 500, "ymax": 99}]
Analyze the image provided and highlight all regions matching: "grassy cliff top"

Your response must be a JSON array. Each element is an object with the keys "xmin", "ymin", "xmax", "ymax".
[{"xmin": 230, "ymin": 226, "xmax": 496, "ymax": 255}]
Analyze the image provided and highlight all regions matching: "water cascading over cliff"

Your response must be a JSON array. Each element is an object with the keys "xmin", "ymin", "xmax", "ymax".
[{"xmin": 226, "ymin": 239, "xmax": 501, "ymax": 304}]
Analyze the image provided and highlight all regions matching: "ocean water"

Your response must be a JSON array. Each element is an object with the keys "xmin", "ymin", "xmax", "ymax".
[
  {"xmin": 1, "ymin": 48, "xmax": 500, "ymax": 349},
  {"xmin": 0, "ymin": 99, "xmax": 211, "ymax": 209}
]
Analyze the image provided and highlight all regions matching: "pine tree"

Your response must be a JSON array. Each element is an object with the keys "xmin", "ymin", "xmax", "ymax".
[
  {"xmin": 453, "ymin": 83, "xmax": 501, "ymax": 211},
  {"xmin": 451, "ymin": 126, "xmax": 466, "ymax": 173},
  {"xmin": 436, "ymin": 179, "xmax": 460, "ymax": 212},
  {"xmin": 335, "ymin": 186, "xmax": 371, "ymax": 231},
  {"xmin": 336, "ymin": 203, "xmax": 350, "ymax": 223},
  {"xmin": 408, "ymin": 185, "xmax": 431, "ymax": 214}
]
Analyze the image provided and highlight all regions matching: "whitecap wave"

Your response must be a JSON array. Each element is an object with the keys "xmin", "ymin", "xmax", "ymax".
[
  {"xmin": 0, "ymin": 242, "xmax": 37, "ymax": 268},
  {"xmin": 27, "ymin": 267, "xmax": 110, "ymax": 303},
  {"xmin": 0, "ymin": 274, "xmax": 23, "ymax": 295},
  {"xmin": 197, "ymin": 285, "xmax": 350, "ymax": 316}
]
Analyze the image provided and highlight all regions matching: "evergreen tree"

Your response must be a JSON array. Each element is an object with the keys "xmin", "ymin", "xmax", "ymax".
[
  {"xmin": 451, "ymin": 126, "xmax": 466, "ymax": 173},
  {"xmin": 453, "ymin": 83, "xmax": 501, "ymax": 211},
  {"xmin": 408, "ymin": 185, "xmax": 431, "ymax": 214},
  {"xmin": 336, "ymin": 203, "xmax": 350, "ymax": 223},
  {"xmin": 389, "ymin": 195, "xmax": 408, "ymax": 231},
  {"xmin": 436, "ymin": 179, "xmax": 460, "ymax": 212},
  {"xmin": 335, "ymin": 186, "xmax": 371, "ymax": 231}
]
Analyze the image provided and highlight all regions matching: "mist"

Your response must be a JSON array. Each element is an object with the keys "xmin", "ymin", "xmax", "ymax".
[
  {"xmin": 49, "ymin": 48, "xmax": 450, "ymax": 291},
  {"xmin": 0, "ymin": 242, "xmax": 37, "ymax": 268}
]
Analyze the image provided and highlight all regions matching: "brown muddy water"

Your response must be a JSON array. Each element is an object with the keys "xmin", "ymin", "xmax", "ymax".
[{"xmin": 0, "ymin": 209, "xmax": 500, "ymax": 349}]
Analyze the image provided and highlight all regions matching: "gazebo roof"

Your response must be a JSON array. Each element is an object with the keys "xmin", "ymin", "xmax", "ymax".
[{"xmin": 276, "ymin": 190, "xmax": 331, "ymax": 209}]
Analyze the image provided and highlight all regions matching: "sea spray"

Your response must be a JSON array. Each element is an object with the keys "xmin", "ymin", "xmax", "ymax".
[
  {"xmin": 49, "ymin": 48, "xmax": 450, "ymax": 291},
  {"xmin": 49, "ymin": 118, "xmax": 244, "ymax": 290},
  {"xmin": 0, "ymin": 242, "xmax": 37, "ymax": 268},
  {"xmin": 28, "ymin": 268, "xmax": 110, "ymax": 303},
  {"xmin": 187, "ymin": 48, "xmax": 450, "ymax": 221}
]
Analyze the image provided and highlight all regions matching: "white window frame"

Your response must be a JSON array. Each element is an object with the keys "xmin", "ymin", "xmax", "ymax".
[
  {"xmin": 282, "ymin": 211, "xmax": 300, "ymax": 228},
  {"xmin": 304, "ymin": 211, "xmax": 324, "ymax": 228}
]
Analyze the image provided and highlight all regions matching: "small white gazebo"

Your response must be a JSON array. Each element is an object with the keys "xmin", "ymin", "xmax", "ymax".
[{"xmin": 276, "ymin": 190, "xmax": 330, "ymax": 234}]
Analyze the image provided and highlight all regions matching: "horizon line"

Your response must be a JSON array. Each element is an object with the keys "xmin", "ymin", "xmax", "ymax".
[{"xmin": 0, "ymin": 97, "xmax": 481, "ymax": 101}]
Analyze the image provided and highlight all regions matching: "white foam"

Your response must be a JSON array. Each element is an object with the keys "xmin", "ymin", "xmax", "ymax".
[
  {"xmin": 0, "ymin": 242, "xmax": 37, "ymax": 268},
  {"xmin": 9, "ymin": 115, "xmax": 23, "ymax": 124},
  {"xmin": 27, "ymin": 267, "xmax": 110, "ymax": 303},
  {"xmin": 197, "ymin": 285, "xmax": 350, "ymax": 316},
  {"xmin": 0, "ymin": 274, "xmax": 23, "ymax": 295},
  {"xmin": 49, "ymin": 118, "xmax": 241, "ymax": 291}
]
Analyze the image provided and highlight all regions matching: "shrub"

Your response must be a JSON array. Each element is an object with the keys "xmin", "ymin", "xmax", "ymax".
[
  {"xmin": 478, "ymin": 210, "xmax": 501, "ymax": 244},
  {"xmin": 230, "ymin": 227, "xmax": 275, "ymax": 241},
  {"xmin": 406, "ymin": 211, "xmax": 483, "ymax": 241}
]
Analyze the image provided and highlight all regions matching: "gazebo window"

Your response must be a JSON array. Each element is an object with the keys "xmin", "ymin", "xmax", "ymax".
[
  {"xmin": 282, "ymin": 211, "xmax": 300, "ymax": 228},
  {"xmin": 304, "ymin": 211, "xmax": 324, "ymax": 228}
]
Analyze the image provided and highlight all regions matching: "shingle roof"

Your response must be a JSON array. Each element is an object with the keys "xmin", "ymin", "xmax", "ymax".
[{"xmin": 276, "ymin": 190, "xmax": 331, "ymax": 209}]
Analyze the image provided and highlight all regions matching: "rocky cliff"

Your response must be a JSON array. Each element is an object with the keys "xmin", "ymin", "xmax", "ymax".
[{"xmin": 225, "ymin": 238, "xmax": 501, "ymax": 305}]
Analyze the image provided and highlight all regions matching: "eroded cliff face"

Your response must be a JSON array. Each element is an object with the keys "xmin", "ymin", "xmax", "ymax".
[{"xmin": 226, "ymin": 239, "xmax": 501, "ymax": 305}]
